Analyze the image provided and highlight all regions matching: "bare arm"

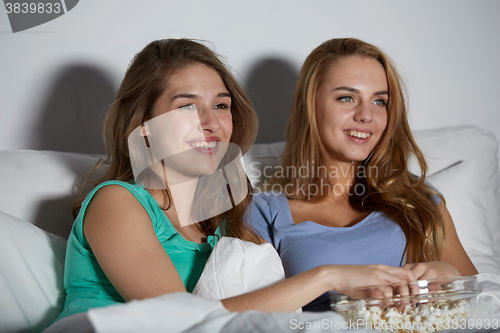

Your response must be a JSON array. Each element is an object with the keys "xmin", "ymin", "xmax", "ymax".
[
  {"xmin": 403, "ymin": 202, "xmax": 478, "ymax": 279},
  {"xmin": 222, "ymin": 264, "xmax": 416, "ymax": 312},
  {"xmin": 439, "ymin": 202, "xmax": 478, "ymax": 275},
  {"xmin": 83, "ymin": 185, "xmax": 187, "ymax": 301}
]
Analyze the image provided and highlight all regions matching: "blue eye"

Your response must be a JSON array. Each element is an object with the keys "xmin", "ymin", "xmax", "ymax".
[
  {"xmin": 374, "ymin": 99, "xmax": 387, "ymax": 106},
  {"xmin": 338, "ymin": 96, "xmax": 354, "ymax": 102}
]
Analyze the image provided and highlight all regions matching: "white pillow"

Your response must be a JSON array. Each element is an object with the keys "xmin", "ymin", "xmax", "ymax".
[
  {"xmin": 410, "ymin": 126, "xmax": 500, "ymax": 273},
  {"xmin": 0, "ymin": 150, "xmax": 104, "ymax": 238},
  {"xmin": 428, "ymin": 161, "xmax": 500, "ymax": 274},
  {"xmin": 193, "ymin": 237, "xmax": 285, "ymax": 300},
  {"xmin": 0, "ymin": 210, "xmax": 66, "ymax": 333}
]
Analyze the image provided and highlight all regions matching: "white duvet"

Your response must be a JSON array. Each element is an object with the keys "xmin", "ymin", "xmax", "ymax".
[{"xmin": 87, "ymin": 238, "xmax": 500, "ymax": 333}]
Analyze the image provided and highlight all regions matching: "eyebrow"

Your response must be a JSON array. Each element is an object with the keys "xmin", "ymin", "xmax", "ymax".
[
  {"xmin": 332, "ymin": 86, "xmax": 389, "ymax": 96},
  {"xmin": 171, "ymin": 92, "xmax": 231, "ymax": 101}
]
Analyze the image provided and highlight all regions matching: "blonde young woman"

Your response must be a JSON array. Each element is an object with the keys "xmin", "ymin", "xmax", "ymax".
[
  {"xmin": 45, "ymin": 38, "xmax": 423, "ymax": 332},
  {"xmin": 249, "ymin": 38, "xmax": 478, "ymax": 311}
]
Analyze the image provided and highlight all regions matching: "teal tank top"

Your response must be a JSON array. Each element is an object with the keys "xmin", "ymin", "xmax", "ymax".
[{"xmin": 57, "ymin": 180, "xmax": 220, "ymax": 320}]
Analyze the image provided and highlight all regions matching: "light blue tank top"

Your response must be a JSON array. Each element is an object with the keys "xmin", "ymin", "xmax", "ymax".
[{"xmin": 248, "ymin": 192, "xmax": 407, "ymax": 311}]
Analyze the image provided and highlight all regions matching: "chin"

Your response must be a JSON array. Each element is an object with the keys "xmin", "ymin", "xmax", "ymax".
[{"xmin": 342, "ymin": 153, "xmax": 371, "ymax": 164}]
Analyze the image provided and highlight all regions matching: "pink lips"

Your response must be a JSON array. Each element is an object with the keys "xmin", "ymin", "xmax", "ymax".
[{"xmin": 343, "ymin": 129, "xmax": 373, "ymax": 143}]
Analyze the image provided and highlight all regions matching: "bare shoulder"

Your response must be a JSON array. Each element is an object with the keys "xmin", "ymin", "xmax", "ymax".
[
  {"xmin": 89, "ymin": 183, "xmax": 140, "ymax": 206},
  {"xmin": 80, "ymin": 184, "xmax": 187, "ymax": 300},
  {"xmin": 83, "ymin": 184, "xmax": 153, "ymax": 238}
]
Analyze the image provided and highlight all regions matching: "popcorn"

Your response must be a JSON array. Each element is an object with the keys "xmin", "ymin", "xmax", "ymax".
[
  {"xmin": 330, "ymin": 276, "xmax": 478, "ymax": 332},
  {"xmin": 336, "ymin": 299, "xmax": 470, "ymax": 333}
]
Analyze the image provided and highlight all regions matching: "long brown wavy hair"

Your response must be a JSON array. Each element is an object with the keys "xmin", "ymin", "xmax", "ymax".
[
  {"xmin": 270, "ymin": 38, "xmax": 445, "ymax": 263},
  {"xmin": 73, "ymin": 39, "xmax": 261, "ymax": 243}
]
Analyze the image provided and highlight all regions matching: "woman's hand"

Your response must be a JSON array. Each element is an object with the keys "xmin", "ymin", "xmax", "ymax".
[
  {"xmin": 222, "ymin": 264, "xmax": 416, "ymax": 312},
  {"xmin": 327, "ymin": 264, "xmax": 416, "ymax": 291},
  {"xmin": 402, "ymin": 261, "xmax": 461, "ymax": 280},
  {"xmin": 325, "ymin": 264, "xmax": 417, "ymax": 300}
]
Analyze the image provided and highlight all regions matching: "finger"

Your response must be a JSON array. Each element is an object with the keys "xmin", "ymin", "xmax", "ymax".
[
  {"xmin": 375, "ymin": 270, "xmax": 408, "ymax": 285},
  {"xmin": 371, "ymin": 264, "xmax": 416, "ymax": 281},
  {"xmin": 419, "ymin": 269, "xmax": 440, "ymax": 280},
  {"xmin": 427, "ymin": 278, "xmax": 444, "ymax": 292},
  {"xmin": 394, "ymin": 281, "xmax": 410, "ymax": 297},
  {"xmin": 385, "ymin": 267, "xmax": 417, "ymax": 282},
  {"xmin": 369, "ymin": 284, "xmax": 394, "ymax": 299},
  {"xmin": 402, "ymin": 263, "xmax": 415, "ymax": 270},
  {"xmin": 408, "ymin": 280, "xmax": 420, "ymax": 296},
  {"xmin": 368, "ymin": 286, "xmax": 386, "ymax": 299},
  {"xmin": 406, "ymin": 263, "xmax": 428, "ymax": 280},
  {"xmin": 394, "ymin": 297, "xmax": 409, "ymax": 313}
]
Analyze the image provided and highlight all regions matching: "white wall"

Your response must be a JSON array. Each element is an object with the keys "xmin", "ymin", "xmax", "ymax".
[{"xmin": 1, "ymin": 0, "xmax": 499, "ymax": 156}]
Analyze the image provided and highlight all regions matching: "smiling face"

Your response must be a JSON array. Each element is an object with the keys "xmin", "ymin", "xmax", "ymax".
[
  {"xmin": 315, "ymin": 56, "xmax": 388, "ymax": 165},
  {"xmin": 144, "ymin": 63, "xmax": 233, "ymax": 178}
]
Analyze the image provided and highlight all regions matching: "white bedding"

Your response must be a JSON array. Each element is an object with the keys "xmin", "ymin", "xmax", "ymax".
[
  {"xmin": 87, "ymin": 238, "xmax": 500, "ymax": 333},
  {"xmin": 88, "ymin": 293, "xmax": 354, "ymax": 333},
  {"xmin": 474, "ymin": 273, "xmax": 500, "ymax": 322}
]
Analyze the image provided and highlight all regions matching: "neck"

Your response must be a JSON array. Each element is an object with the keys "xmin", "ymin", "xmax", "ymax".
[
  {"xmin": 167, "ymin": 178, "xmax": 198, "ymax": 228},
  {"xmin": 324, "ymin": 160, "xmax": 363, "ymax": 200}
]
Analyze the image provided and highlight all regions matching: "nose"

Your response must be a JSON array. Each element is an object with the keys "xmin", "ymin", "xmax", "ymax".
[
  {"xmin": 353, "ymin": 101, "xmax": 373, "ymax": 123},
  {"xmin": 198, "ymin": 107, "xmax": 221, "ymax": 134}
]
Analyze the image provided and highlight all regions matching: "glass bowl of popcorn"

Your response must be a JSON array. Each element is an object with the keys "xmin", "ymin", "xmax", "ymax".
[{"xmin": 330, "ymin": 276, "xmax": 478, "ymax": 333}]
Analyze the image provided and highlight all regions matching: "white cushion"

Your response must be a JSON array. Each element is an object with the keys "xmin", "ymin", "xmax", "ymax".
[
  {"xmin": 0, "ymin": 150, "xmax": 103, "ymax": 238},
  {"xmin": 428, "ymin": 161, "xmax": 500, "ymax": 274},
  {"xmin": 0, "ymin": 210, "xmax": 67, "ymax": 333},
  {"xmin": 193, "ymin": 237, "xmax": 285, "ymax": 301},
  {"xmin": 410, "ymin": 126, "xmax": 500, "ymax": 273}
]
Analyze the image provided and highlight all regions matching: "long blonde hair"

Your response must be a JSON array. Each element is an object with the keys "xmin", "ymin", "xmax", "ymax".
[
  {"xmin": 272, "ymin": 38, "xmax": 444, "ymax": 262},
  {"xmin": 73, "ymin": 39, "xmax": 261, "ymax": 243}
]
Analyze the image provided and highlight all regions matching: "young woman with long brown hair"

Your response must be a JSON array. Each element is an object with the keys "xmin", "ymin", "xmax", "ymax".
[
  {"xmin": 249, "ymin": 38, "xmax": 477, "ymax": 311},
  {"xmin": 45, "ymin": 38, "xmax": 423, "ymax": 332}
]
